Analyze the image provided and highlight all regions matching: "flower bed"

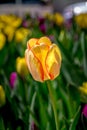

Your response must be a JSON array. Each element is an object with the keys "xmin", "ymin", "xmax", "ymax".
[{"xmin": 0, "ymin": 12, "xmax": 87, "ymax": 130}]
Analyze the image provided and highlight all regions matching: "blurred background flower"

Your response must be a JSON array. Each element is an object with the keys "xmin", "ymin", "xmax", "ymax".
[
  {"xmin": 0, "ymin": 32, "xmax": 6, "ymax": 50},
  {"xmin": 82, "ymin": 104, "xmax": 87, "ymax": 118},
  {"xmin": 15, "ymin": 27, "xmax": 31, "ymax": 43},
  {"xmin": 75, "ymin": 13, "xmax": 87, "ymax": 29},
  {"xmin": 9, "ymin": 72, "xmax": 17, "ymax": 89},
  {"xmin": 16, "ymin": 57, "xmax": 28, "ymax": 77}
]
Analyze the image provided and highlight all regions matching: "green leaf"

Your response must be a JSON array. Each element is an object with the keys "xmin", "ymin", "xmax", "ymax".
[
  {"xmin": 61, "ymin": 125, "xmax": 67, "ymax": 130},
  {"xmin": 38, "ymin": 93, "xmax": 49, "ymax": 130},
  {"xmin": 0, "ymin": 47, "xmax": 8, "ymax": 68},
  {"xmin": 80, "ymin": 32, "xmax": 87, "ymax": 78},
  {"xmin": 0, "ymin": 115, "xmax": 5, "ymax": 130},
  {"xmin": 29, "ymin": 91, "xmax": 39, "ymax": 129},
  {"xmin": 61, "ymin": 58, "xmax": 83, "ymax": 86},
  {"xmin": 54, "ymin": 34, "xmax": 84, "ymax": 86},
  {"xmin": 69, "ymin": 106, "xmax": 81, "ymax": 130}
]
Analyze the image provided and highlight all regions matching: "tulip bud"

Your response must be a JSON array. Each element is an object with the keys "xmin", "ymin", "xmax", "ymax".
[
  {"xmin": 75, "ymin": 13, "xmax": 87, "ymax": 29},
  {"xmin": 79, "ymin": 82, "xmax": 87, "ymax": 102},
  {"xmin": 9, "ymin": 72, "xmax": 17, "ymax": 89},
  {"xmin": 25, "ymin": 36, "xmax": 62, "ymax": 82},
  {"xmin": 53, "ymin": 13, "xmax": 64, "ymax": 26},
  {"xmin": 79, "ymin": 82, "xmax": 87, "ymax": 95},
  {"xmin": 39, "ymin": 24, "xmax": 46, "ymax": 34},
  {"xmin": 15, "ymin": 28, "xmax": 31, "ymax": 43},
  {"xmin": 0, "ymin": 85, "xmax": 6, "ymax": 107},
  {"xmin": 4, "ymin": 25, "xmax": 15, "ymax": 42},
  {"xmin": 16, "ymin": 57, "xmax": 28, "ymax": 77},
  {"xmin": 82, "ymin": 104, "xmax": 87, "ymax": 118},
  {"xmin": 31, "ymin": 122, "xmax": 38, "ymax": 130}
]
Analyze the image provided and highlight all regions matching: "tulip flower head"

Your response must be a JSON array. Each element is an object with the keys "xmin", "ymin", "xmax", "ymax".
[
  {"xmin": 79, "ymin": 82, "xmax": 87, "ymax": 95},
  {"xmin": 25, "ymin": 36, "xmax": 62, "ymax": 82},
  {"xmin": 53, "ymin": 13, "xmax": 64, "ymax": 26},
  {"xmin": 75, "ymin": 13, "xmax": 87, "ymax": 29},
  {"xmin": 15, "ymin": 28, "xmax": 31, "ymax": 43},
  {"xmin": 39, "ymin": 24, "xmax": 46, "ymax": 34},
  {"xmin": 82, "ymin": 104, "xmax": 87, "ymax": 118},
  {"xmin": 9, "ymin": 72, "xmax": 17, "ymax": 89},
  {"xmin": 79, "ymin": 82, "xmax": 87, "ymax": 102},
  {"xmin": 16, "ymin": 57, "xmax": 28, "ymax": 77}
]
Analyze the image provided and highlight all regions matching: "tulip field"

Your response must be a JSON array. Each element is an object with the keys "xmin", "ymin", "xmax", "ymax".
[{"xmin": 0, "ymin": 12, "xmax": 87, "ymax": 130}]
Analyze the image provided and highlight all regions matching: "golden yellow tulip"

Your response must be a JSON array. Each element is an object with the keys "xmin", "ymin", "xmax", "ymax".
[{"xmin": 25, "ymin": 36, "xmax": 62, "ymax": 82}]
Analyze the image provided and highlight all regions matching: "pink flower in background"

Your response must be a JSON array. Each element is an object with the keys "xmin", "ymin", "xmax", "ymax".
[
  {"xmin": 38, "ymin": 16, "xmax": 46, "ymax": 34},
  {"xmin": 31, "ymin": 121, "xmax": 38, "ymax": 130},
  {"xmin": 22, "ymin": 20, "xmax": 29, "ymax": 28},
  {"xmin": 82, "ymin": 104, "xmax": 87, "ymax": 118},
  {"xmin": 9, "ymin": 72, "xmax": 17, "ymax": 89}
]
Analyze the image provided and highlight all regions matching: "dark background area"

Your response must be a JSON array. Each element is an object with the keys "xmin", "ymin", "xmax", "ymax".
[
  {"xmin": 0, "ymin": 0, "xmax": 41, "ymax": 4},
  {"xmin": 0, "ymin": 0, "xmax": 87, "ymax": 13}
]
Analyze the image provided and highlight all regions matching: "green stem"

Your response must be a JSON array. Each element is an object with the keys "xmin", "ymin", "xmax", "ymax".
[{"xmin": 46, "ymin": 80, "xmax": 59, "ymax": 130}]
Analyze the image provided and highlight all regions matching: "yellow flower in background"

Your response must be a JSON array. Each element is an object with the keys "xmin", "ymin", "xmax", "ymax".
[
  {"xmin": 15, "ymin": 28, "xmax": 31, "ymax": 43},
  {"xmin": 25, "ymin": 36, "xmax": 62, "ymax": 82},
  {"xmin": 0, "ymin": 32, "xmax": 6, "ymax": 50},
  {"xmin": 44, "ymin": 13, "xmax": 54, "ymax": 21},
  {"xmin": 0, "ymin": 14, "xmax": 22, "ymax": 28},
  {"xmin": 0, "ymin": 22, "xmax": 5, "ymax": 30},
  {"xmin": 79, "ymin": 82, "xmax": 87, "ymax": 95},
  {"xmin": 4, "ymin": 25, "xmax": 15, "ymax": 42},
  {"xmin": 0, "ymin": 14, "xmax": 15, "ymax": 24},
  {"xmin": 75, "ymin": 13, "xmax": 87, "ymax": 28},
  {"xmin": 53, "ymin": 13, "xmax": 64, "ymax": 26},
  {"xmin": 79, "ymin": 82, "xmax": 87, "ymax": 103},
  {"xmin": 0, "ymin": 85, "xmax": 6, "ymax": 107},
  {"xmin": 11, "ymin": 17, "xmax": 22, "ymax": 28},
  {"xmin": 16, "ymin": 57, "xmax": 28, "ymax": 77},
  {"xmin": 0, "ymin": 14, "xmax": 8, "ymax": 23}
]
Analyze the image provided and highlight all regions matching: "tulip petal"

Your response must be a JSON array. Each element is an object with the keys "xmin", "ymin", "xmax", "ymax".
[
  {"xmin": 46, "ymin": 44, "xmax": 61, "ymax": 80},
  {"xmin": 25, "ymin": 49, "xmax": 44, "ymax": 82},
  {"xmin": 38, "ymin": 36, "xmax": 51, "ymax": 46},
  {"xmin": 27, "ymin": 38, "xmax": 38, "ymax": 50},
  {"xmin": 31, "ymin": 44, "xmax": 50, "ymax": 80}
]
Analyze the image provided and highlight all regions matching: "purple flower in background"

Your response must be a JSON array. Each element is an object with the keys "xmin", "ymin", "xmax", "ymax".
[
  {"xmin": 31, "ymin": 121, "xmax": 38, "ymax": 130},
  {"xmin": 22, "ymin": 20, "xmax": 29, "ymax": 28},
  {"xmin": 82, "ymin": 104, "xmax": 87, "ymax": 118},
  {"xmin": 39, "ymin": 24, "xmax": 46, "ymax": 34},
  {"xmin": 9, "ymin": 72, "xmax": 17, "ymax": 89},
  {"xmin": 38, "ymin": 17, "xmax": 45, "ymax": 24},
  {"xmin": 64, "ymin": 18, "xmax": 72, "ymax": 30},
  {"xmin": 38, "ymin": 16, "xmax": 46, "ymax": 34}
]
